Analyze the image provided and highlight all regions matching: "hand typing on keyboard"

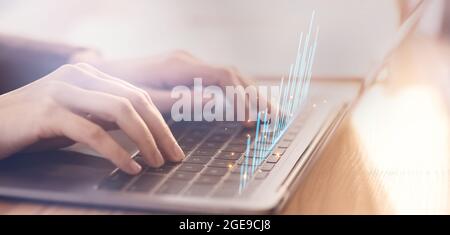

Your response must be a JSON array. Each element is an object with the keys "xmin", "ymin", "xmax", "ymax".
[
  {"xmin": 76, "ymin": 50, "xmax": 271, "ymax": 123},
  {"xmin": 0, "ymin": 63, "xmax": 184, "ymax": 175},
  {"xmin": 0, "ymin": 47, "xmax": 269, "ymax": 175}
]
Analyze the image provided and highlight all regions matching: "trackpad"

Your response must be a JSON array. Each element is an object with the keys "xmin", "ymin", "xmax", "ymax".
[
  {"xmin": 64, "ymin": 130, "xmax": 138, "ymax": 158},
  {"xmin": 0, "ymin": 151, "xmax": 115, "ymax": 192}
]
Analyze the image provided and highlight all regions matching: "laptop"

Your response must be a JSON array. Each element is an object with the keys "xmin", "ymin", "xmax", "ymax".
[{"xmin": 0, "ymin": 0, "xmax": 427, "ymax": 214}]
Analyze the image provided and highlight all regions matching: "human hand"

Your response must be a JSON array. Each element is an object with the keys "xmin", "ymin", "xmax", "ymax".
[
  {"xmin": 80, "ymin": 50, "xmax": 270, "ymax": 117},
  {"xmin": 0, "ymin": 63, "xmax": 184, "ymax": 174}
]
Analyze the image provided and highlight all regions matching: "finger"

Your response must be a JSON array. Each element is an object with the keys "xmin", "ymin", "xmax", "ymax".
[
  {"xmin": 229, "ymin": 68, "xmax": 274, "ymax": 127},
  {"xmin": 142, "ymin": 87, "xmax": 213, "ymax": 114},
  {"xmin": 49, "ymin": 108, "xmax": 142, "ymax": 174},
  {"xmin": 51, "ymin": 80, "xmax": 165, "ymax": 167},
  {"xmin": 153, "ymin": 62, "xmax": 257, "ymax": 125},
  {"xmin": 76, "ymin": 63, "xmax": 153, "ymax": 101},
  {"xmin": 170, "ymin": 60, "xmax": 268, "ymax": 123},
  {"xmin": 167, "ymin": 50, "xmax": 200, "ymax": 63},
  {"xmin": 73, "ymin": 63, "xmax": 184, "ymax": 162},
  {"xmin": 231, "ymin": 67, "xmax": 273, "ymax": 114},
  {"xmin": 200, "ymin": 66, "xmax": 254, "ymax": 124},
  {"xmin": 147, "ymin": 51, "xmax": 211, "ymax": 87},
  {"xmin": 144, "ymin": 88, "xmax": 177, "ymax": 113}
]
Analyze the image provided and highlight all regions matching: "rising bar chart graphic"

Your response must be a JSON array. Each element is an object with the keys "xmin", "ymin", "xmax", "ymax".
[{"xmin": 239, "ymin": 11, "xmax": 319, "ymax": 193}]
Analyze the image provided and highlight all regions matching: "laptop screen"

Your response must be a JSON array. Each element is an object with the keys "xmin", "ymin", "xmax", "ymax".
[
  {"xmin": 364, "ymin": 0, "xmax": 428, "ymax": 86},
  {"xmin": 399, "ymin": 0, "xmax": 425, "ymax": 23}
]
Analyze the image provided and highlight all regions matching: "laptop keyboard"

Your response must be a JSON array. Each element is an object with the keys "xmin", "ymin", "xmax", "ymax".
[{"xmin": 97, "ymin": 108, "xmax": 310, "ymax": 198}]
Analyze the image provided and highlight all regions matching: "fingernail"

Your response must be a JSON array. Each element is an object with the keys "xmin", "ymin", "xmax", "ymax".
[
  {"xmin": 130, "ymin": 161, "xmax": 142, "ymax": 174},
  {"xmin": 154, "ymin": 154, "xmax": 165, "ymax": 167},
  {"xmin": 175, "ymin": 145, "xmax": 185, "ymax": 161}
]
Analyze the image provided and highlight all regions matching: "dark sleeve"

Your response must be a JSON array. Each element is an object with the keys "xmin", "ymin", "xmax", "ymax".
[
  {"xmin": 0, "ymin": 33, "xmax": 92, "ymax": 94},
  {"xmin": 443, "ymin": 1, "xmax": 450, "ymax": 38}
]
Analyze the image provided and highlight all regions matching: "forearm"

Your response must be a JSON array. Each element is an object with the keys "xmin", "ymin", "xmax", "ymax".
[{"xmin": 0, "ymin": 33, "xmax": 94, "ymax": 94}]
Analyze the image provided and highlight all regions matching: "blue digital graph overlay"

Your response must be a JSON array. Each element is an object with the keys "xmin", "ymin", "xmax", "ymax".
[{"xmin": 238, "ymin": 11, "xmax": 319, "ymax": 193}]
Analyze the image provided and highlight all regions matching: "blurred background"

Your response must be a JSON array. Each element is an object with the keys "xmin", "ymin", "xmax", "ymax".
[{"xmin": 0, "ymin": 0, "xmax": 445, "ymax": 78}]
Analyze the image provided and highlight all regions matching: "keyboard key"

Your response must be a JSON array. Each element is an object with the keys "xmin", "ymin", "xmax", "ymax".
[
  {"xmin": 190, "ymin": 129, "xmax": 208, "ymax": 136},
  {"xmin": 98, "ymin": 171, "xmax": 134, "ymax": 191},
  {"xmin": 283, "ymin": 135, "xmax": 298, "ymax": 143},
  {"xmin": 266, "ymin": 154, "xmax": 281, "ymax": 163},
  {"xmin": 273, "ymin": 147, "xmax": 286, "ymax": 156},
  {"xmin": 170, "ymin": 125, "xmax": 187, "ymax": 138},
  {"xmin": 277, "ymin": 141, "xmax": 290, "ymax": 148},
  {"xmin": 178, "ymin": 164, "xmax": 204, "ymax": 172},
  {"xmin": 222, "ymin": 145, "xmax": 246, "ymax": 153},
  {"xmin": 185, "ymin": 155, "xmax": 211, "ymax": 164},
  {"xmin": 180, "ymin": 143, "xmax": 196, "ymax": 151},
  {"xmin": 184, "ymin": 184, "xmax": 214, "ymax": 196},
  {"xmin": 260, "ymin": 162, "xmax": 275, "ymax": 171},
  {"xmin": 215, "ymin": 151, "xmax": 241, "ymax": 160},
  {"xmin": 171, "ymin": 129, "xmax": 186, "ymax": 139},
  {"xmin": 219, "ymin": 122, "xmax": 242, "ymax": 128},
  {"xmin": 208, "ymin": 134, "xmax": 231, "ymax": 143},
  {"xmin": 229, "ymin": 137, "xmax": 246, "ymax": 145},
  {"xmin": 127, "ymin": 174, "xmax": 164, "ymax": 192},
  {"xmin": 193, "ymin": 149, "xmax": 217, "ymax": 156},
  {"xmin": 231, "ymin": 166, "xmax": 242, "ymax": 174},
  {"xmin": 170, "ymin": 171, "xmax": 196, "ymax": 181},
  {"xmin": 213, "ymin": 127, "xmax": 239, "ymax": 135},
  {"xmin": 198, "ymin": 142, "xmax": 222, "ymax": 149},
  {"xmin": 253, "ymin": 143, "xmax": 272, "ymax": 151},
  {"xmin": 178, "ymin": 136, "xmax": 198, "ymax": 145},
  {"xmin": 283, "ymin": 136, "xmax": 295, "ymax": 141},
  {"xmin": 284, "ymin": 133, "xmax": 297, "ymax": 139},
  {"xmin": 237, "ymin": 157, "xmax": 264, "ymax": 166},
  {"xmin": 255, "ymin": 170, "xmax": 269, "ymax": 180},
  {"xmin": 237, "ymin": 130, "xmax": 255, "ymax": 137},
  {"xmin": 145, "ymin": 164, "xmax": 175, "ymax": 174},
  {"xmin": 231, "ymin": 165, "xmax": 252, "ymax": 174},
  {"xmin": 191, "ymin": 122, "xmax": 212, "ymax": 130},
  {"xmin": 224, "ymin": 173, "xmax": 243, "ymax": 182},
  {"xmin": 155, "ymin": 180, "xmax": 186, "ymax": 195},
  {"xmin": 202, "ymin": 167, "xmax": 229, "ymax": 176},
  {"xmin": 248, "ymin": 149, "xmax": 271, "ymax": 158},
  {"xmin": 195, "ymin": 175, "xmax": 222, "ymax": 184},
  {"xmin": 255, "ymin": 140, "xmax": 272, "ymax": 146},
  {"xmin": 209, "ymin": 159, "xmax": 235, "ymax": 168}
]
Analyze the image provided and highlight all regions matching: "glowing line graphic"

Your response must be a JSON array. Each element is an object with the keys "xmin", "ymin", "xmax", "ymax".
[
  {"xmin": 251, "ymin": 112, "xmax": 261, "ymax": 173},
  {"xmin": 259, "ymin": 110, "xmax": 269, "ymax": 162},
  {"xmin": 239, "ymin": 135, "xmax": 252, "ymax": 193},
  {"xmin": 289, "ymin": 33, "xmax": 304, "ymax": 118},
  {"xmin": 238, "ymin": 11, "xmax": 319, "ymax": 192}
]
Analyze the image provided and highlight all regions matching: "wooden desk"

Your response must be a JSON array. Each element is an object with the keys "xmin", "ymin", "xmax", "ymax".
[{"xmin": 285, "ymin": 93, "xmax": 449, "ymax": 214}]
